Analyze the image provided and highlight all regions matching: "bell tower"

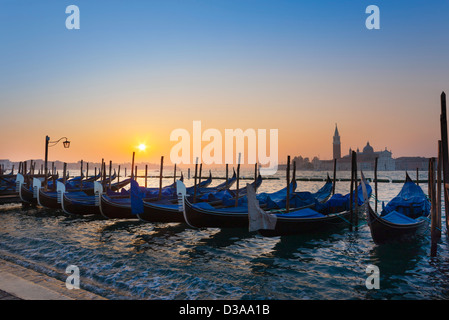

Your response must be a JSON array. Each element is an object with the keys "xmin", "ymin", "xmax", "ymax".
[{"xmin": 333, "ymin": 124, "xmax": 341, "ymax": 160}]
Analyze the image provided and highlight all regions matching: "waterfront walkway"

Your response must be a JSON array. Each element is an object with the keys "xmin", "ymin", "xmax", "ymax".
[{"xmin": 0, "ymin": 258, "xmax": 107, "ymax": 300}]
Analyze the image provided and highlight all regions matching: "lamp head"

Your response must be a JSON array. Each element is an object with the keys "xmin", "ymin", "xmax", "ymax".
[{"xmin": 63, "ymin": 139, "xmax": 70, "ymax": 148}]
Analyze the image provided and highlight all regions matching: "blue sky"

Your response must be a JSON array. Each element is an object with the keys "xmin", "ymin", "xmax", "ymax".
[{"xmin": 0, "ymin": 1, "xmax": 448, "ymax": 162}]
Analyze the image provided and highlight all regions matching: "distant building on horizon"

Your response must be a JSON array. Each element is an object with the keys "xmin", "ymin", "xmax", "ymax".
[
  {"xmin": 0, "ymin": 159, "xmax": 12, "ymax": 172},
  {"xmin": 341, "ymin": 142, "xmax": 395, "ymax": 171},
  {"xmin": 300, "ymin": 125, "xmax": 428, "ymax": 171},
  {"xmin": 394, "ymin": 157, "xmax": 430, "ymax": 171},
  {"xmin": 315, "ymin": 140, "xmax": 395, "ymax": 171},
  {"xmin": 333, "ymin": 124, "xmax": 341, "ymax": 160}
]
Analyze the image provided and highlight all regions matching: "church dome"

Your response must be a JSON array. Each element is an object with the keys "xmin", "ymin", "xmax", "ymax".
[{"xmin": 363, "ymin": 142, "xmax": 374, "ymax": 153}]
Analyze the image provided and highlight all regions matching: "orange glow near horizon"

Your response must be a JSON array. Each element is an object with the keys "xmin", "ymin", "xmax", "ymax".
[
  {"xmin": 0, "ymin": 2, "xmax": 447, "ymax": 167},
  {"xmin": 0, "ymin": 106, "xmax": 442, "ymax": 166}
]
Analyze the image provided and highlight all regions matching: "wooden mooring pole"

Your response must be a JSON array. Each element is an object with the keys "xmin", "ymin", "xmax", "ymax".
[
  {"xmin": 374, "ymin": 157, "xmax": 378, "ymax": 213},
  {"xmin": 194, "ymin": 158, "xmax": 198, "ymax": 204},
  {"xmin": 158, "ymin": 156, "xmax": 164, "ymax": 200},
  {"xmin": 235, "ymin": 153, "xmax": 241, "ymax": 207},
  {"xmin": 430, "ymin": 157, "xmax": 438, "ymax": 257},
  {"xmin": 80, "ymin": 160, "xmax": 83, "ymax": 191},
  {"xmin": 286, "ymin": 156, "xmax": 290, "ymax": 213},
  {"xmin": 63, "ymin": 163, "xmax": 67, "ymax": 185},
  {"xmin": 101, "ymin": 159, "xmax": 105, "ymax": 184},
  {"xmin": 332, "ymin": 158, "xmax": 337, "ymax": 195},
  {"xmin": 173, "ymin": 163, "xmax": 177, "ymax": 184},
  {"xmin": 439, "ymin": 91, "xmax": 449, "ymax": 233},
  {"xmin": 428, "ymin": 158, "xmax": 432, "ymax": 199},
  {"xmin": 130, "ymin": 152, "xmax": 135, "ymax": 180},
  {"xmin": 145, "ymin": 164, "xmax": 148, "ymax": 188},
  {"xmin": 354, "ymin": 152, "xmax": 359, "ymax": 230},
  {"xmin": 254, "ymin": 163, "xmax": 258, "ymax": 192},
  {"xmin": 225, "ymin": 164, "xmax": 229, "ymax": 189},
  {"xmin": 349, "ymin": 152, "xmax": 355, "ymax": 231},
  {"xmin": 437, "ymin": 141, "xmax": 442, "ymax": 240},
  {"xmin": 292, "ymin": 160, "xmax": 296, "ymax": 190},
  {"xmin": 109, "ymin": 161, "xmax": 112, "ymax": 189},
  {"xmin": 102, "ymin": 162, "xmax": 106, "ymax": 187}
]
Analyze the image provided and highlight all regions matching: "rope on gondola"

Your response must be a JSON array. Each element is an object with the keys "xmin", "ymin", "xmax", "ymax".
[
  {"xmin": 419, "ymin": 216, "xmax": 445, "ymax": 233},
  {"xmin": 268, "ymin": 209, "xmax": 286, "ymax": 215},
  {"xmin": 370, "ymin": 193, "xmax": 383, "ymax": 204},
  {"xmin": 332, "ymin": 211, "xmax": 367, "ymax": 228}
]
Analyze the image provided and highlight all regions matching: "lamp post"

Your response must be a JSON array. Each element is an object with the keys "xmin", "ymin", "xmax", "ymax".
[{"xmin": 44, "ymin": 135, "xmax": 70, "ymax": 190}]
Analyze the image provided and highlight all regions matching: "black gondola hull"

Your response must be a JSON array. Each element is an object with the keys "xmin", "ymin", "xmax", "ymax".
[
  {"xmin": 66, "ymin": 179, "xmax": 131, "ymax": 196},
  {"xmin": 138, "ymin": 201, "xmax": 185, "ymax": 223},
  {"xmin": 38, "ymin": 189, "xmax": 61, "ymax": 209},
  {"xmin": 258, "ymin": 210, "xmax": 352, "ymax": 237},
  {"xmin": 184, "ymin": 199, "xmax": 250, "ymax": 228},
  {"xmin": 99, "ymin": 195, "xmax": 136, "ymax": 219},
  {"xmin": 62, "ymin": 194, "xmax": 100, "ymax": 216},
  {"xmin": 366, "ymin": 205, "xmax": 429, "ymax": 244},
  {"xmin": 20, "ymin": 185, "xmax": 37, "ymax": 205}
]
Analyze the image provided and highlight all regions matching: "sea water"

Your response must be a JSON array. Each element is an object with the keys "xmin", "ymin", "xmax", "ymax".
[{"xmin": 0, "ymin": 169, "xmax": 448, "ymax": 300}]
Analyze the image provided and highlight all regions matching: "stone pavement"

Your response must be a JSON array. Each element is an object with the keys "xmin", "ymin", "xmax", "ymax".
[{"xmin": 0, "ymin": 258, "xmax": 107, "ymax": 300}]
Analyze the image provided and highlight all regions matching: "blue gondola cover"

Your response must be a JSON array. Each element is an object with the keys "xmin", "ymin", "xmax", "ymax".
[
  {"xmin": 130, "ymin": 179, "xmax": 144, "ymax": 214},
  {"xmin": 381, "ymin": 178, "xmax": 430, "ymax": 220}
]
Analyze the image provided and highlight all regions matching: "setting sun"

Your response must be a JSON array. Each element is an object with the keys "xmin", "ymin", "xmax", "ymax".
[{"xmin": 138, "ymin": 143, "xmax": 147, "ymax": 152}]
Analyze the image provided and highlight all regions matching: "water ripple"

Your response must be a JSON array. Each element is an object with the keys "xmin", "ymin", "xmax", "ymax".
[{"xmin": 1, "ymin": 171, "xmax": 449, "ymax": 299}]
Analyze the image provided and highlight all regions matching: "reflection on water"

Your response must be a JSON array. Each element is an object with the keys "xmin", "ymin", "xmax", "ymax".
[{"xmin": 0, "ymin": 170, "xmax": 448, "ymax": 300}]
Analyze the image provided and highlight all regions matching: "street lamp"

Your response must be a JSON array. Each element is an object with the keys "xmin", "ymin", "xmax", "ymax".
[
  {"xmin": 63, "ymin": 140, "xmax": 70, "ymax": 148},
  {"xmin": 44, "ymin": 136, "xmax": 70, "ymax": 190}
]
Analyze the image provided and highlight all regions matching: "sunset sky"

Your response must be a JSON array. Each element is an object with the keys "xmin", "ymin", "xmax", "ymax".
[{"xmin": 1, "ymin": 1, "xmax": 448, "ymax": 166}]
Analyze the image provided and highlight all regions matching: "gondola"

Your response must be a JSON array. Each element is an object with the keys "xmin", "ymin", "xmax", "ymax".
[
  {"xmin": 64, "ymin": 171, "xmax": 117, "ymax": 195},
  {"xmin": 99, "ymin": 172, "xmax": 216, "ymax": 220},
  {"xmin": 99, "ymin": 193, "xmax": 136, "ymax": 219},
  {"xmin": 0, "ymin": 174, "xmax": 18, "ymax": 196},
  {"xmin": 59, "ymin": 179, "xmax": 132, "ymax": 215},
  {"xmin": 218, "ymin": 169, "xmax": 237, "ymax": 190},
  {"xmin": 0, "ymin": 168, "xmax": 14, "ymax": 176},
  {"xmin": 137, "ymin": 198, "xmax": 185, "ymax": 223},
  {"xmin": 16, "ymin": 172, "xmax": 82, "ymax": 206},
  {"xmin": 194, "ymin": 170, "xmax": 237, "ymax": 195},
  {"xmin": 60, "ymin": 180, "xmax": 105, "ymax": 216},
  {"xmin": 0, "ymin": 173, "xmax": 16, "ymax": 186},
  {"xmin": 98, "ymin": 177, "xmax": 187, "ymax": 220},
  {"xmin": 61, "ymin": 192, "xmax": 102, "ymax": 216},
  {"xmin": 16, "ymin": 173, "xmax": 58, "ymax": 206},
  {"xmin": 181, "ymin": 176, "xmax": 332, "ymax": 229},
  {"xmin": 189, "ymin": 172, "xmax": 262, "ymax": 204},
  {"xmin": 137, "ymin": 172, "xmax": 257, "ymax": 223},
  {"xmin": 36, "ymin": 172, "xmax": 121, "ymax": 209},
  {"xmin": 363, "ymin": 173, "xmax": 431, "ymax": 244},
  {"xmin": 185, "ymin": 171, "xmax": 213, "ymax": 194},
  {"xmin": 84, "ymin": 172, "xmax": 103, "ymax": 182},
  {"xmin": 18, "ymin": 179, "xmax": 38, "ymax": 205},
  {"xmin": 249, "ymin": 178, "xmax": 372, "ymax": 237}
]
